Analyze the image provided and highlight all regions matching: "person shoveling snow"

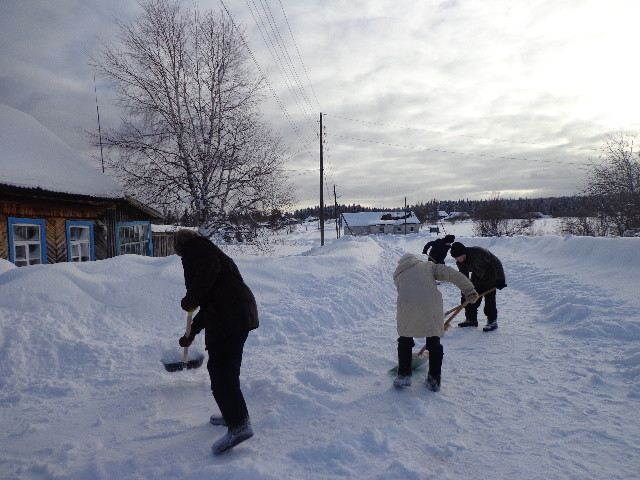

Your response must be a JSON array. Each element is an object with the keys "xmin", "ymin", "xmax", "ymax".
[
  {"xmin": 393, "ymin": 253, "xmax": 478, "ymax": 391},
  {"xmin": 173, "ymin": 229, "xmax": 259, "ymax": 455}
]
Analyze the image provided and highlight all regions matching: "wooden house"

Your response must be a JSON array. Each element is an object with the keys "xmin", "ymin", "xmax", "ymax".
[
  {"xmin": 340, "ymin": 211, "xmax": 421, "ymax": 236},
  {"xmin": 0, "ymin": 104, "xmax": 162, "ymax": 266}
]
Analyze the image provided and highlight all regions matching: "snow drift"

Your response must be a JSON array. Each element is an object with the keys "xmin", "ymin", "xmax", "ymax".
[{"xmin": 1, "ymin": 232, "xmax": 638, "ymax": 479}]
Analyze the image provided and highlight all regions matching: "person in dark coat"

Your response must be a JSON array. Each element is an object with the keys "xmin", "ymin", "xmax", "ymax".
[
  {"xmin": 174, "ymin": 229, "xmax": 258, "ymax": 455},
  {"xmin": 449, "ymin": 242, "xmax": 506, "ymax": 332},
  {"xmin": 422, "ymin": 234, "xmax": 455, "ymax": 264}
]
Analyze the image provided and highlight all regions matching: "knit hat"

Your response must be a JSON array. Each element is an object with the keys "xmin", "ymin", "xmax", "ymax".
[
  {"xmin": 444, "ymin": 234, "xmax": 455, "ymax": 243},
  {"xmin": 450, "ymin": 241, "xmax": 467, "ymax": 258}
]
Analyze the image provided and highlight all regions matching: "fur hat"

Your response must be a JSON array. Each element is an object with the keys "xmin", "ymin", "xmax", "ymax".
[
  {"xmin": 450, "ymin": 241, "xmax": 467, "ymax": 258},
  {"xmin": 173, "ymin": 229, "xmax": 200, "ymax": 256},
  {"xmin": 444, "ymin": 234, "xmax": 455, "ymax": 243}
]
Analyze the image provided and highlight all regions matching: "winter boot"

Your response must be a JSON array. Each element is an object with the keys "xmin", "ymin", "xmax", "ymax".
[
  {"xmin": 393, "ymin": 374, "xmax": 412, "ymax": 388},
  {"xmin": 211, "ymin": 419, "xmax": 254, "ymax": 455},
  {"xmin": 483, "ymin": 320, "xmax": 498, "ymax": 332},
  {"xmin": 426, "ymin": 375, "xmax": 440, "ymax": 392},
  {"xmin": 426, "ymin": 344, "xmax": 443, "ymax": 392},
  {"xmin": 457, "ymin": 319, "xmax": 478, "ymax": 328},
  {"xmin": 209, "ymin": 415, "xmax": 227, "ymax": 426}
]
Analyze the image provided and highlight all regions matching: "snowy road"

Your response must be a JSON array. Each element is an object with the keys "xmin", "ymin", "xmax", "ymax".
[{"xmin": 1, "ymin": 232, "xmax": 639, "ymax": 479}]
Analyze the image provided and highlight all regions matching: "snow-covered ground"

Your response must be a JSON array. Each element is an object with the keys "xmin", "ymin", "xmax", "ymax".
[{"xmin": 1, "ymin": 227, "xmax": 639, "ymax": 479}]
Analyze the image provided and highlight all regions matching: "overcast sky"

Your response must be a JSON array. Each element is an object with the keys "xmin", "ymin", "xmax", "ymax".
[{"xmin": 2, "ymin": 0, "xmax": 640, "ymax": 208}]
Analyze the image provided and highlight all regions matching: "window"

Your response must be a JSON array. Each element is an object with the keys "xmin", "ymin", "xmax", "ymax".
[
  {"xmin": 66, "ymin": 220, "xmax": 95, "ymax": 262},
  {"xmin": 116, "ymin": 221, "xmax": 152, "ymax": 256},
  {"xmin": 8, "ymin": 217, "xmax": 47, "ymax": 266}
]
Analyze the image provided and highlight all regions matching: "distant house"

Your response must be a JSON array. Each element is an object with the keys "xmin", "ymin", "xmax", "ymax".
[
  {"xmin": 0, "ymin": 104, "xmax": 162, "ymax": 266},
  {"xmin": 341, "ymin": 211, "xmax": 421, "ymax": 236},
  {"xmin": 437, "ymin": 210, "xmax": 449, "ymax": 219}
]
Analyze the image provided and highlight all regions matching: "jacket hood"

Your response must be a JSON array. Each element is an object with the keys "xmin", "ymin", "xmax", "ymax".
[{"xmin": 394, "ymin": 253, "xmax": 424, "ymax": 280}]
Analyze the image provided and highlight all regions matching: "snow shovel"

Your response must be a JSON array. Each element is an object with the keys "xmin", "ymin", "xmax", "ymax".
[
  {"xmin": 161, "ymin": 311, "xmax": 205, "ymax": 372},
  {"xmin": 443, "ymin": 287, "xmax": 497, "ymax": 331},
  {"xmin": 388, "ymin": 350, "xmax": 429, "ymax": 375}
]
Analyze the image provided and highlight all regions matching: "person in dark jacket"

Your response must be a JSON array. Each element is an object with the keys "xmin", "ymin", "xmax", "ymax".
[
  {"xmin": 174, "ymin": 229, "xmax": 258, "ymax": 455},
  {"xmin": 422, "ymin": 234, "xmax": 455, "ymax": 264},
  {"xmin": 449, "ymin": 242, "xmax": 506, "ymax": 332}
]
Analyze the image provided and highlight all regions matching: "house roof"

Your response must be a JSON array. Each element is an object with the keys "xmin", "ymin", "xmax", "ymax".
[
  {"xmin": 341, "ymin": 211, "xmax": 421, "ymax": 227},
  {"xmin": 0, "ymin": 104, "xmax": 123, "ymax": 199}
]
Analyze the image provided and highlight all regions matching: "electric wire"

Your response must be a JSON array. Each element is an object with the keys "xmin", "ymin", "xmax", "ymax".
[
  {"xmin": 218, "ymin": 0, "xmax": 316, "ymax": 158},
  {"xmin": 276, "ymin": 0, "xmax": 321, "ymax": 109},
  {"xmin": 327, "ymin": 113, "xmax": 602, "ymax": 153},
  {"xmin": 257, "ymin": 0, "xmax": 316, "ymax": 115},
  {"xmin": 246, "ymin": 0, "xmax": 315, "ymax": 124}
]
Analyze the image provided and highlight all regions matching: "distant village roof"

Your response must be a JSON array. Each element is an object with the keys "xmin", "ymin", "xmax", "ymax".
[
  {"xmin": 0, "ymin": 104, "xmax": 123, "ymax": 199},
  {"xmin": 341, "ymin": 211, "xmax": 420, "ymax": 227}
]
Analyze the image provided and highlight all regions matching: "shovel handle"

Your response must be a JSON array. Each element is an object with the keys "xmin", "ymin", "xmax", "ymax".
[{"xmin": 182, "ymin": 311, "xmax": 193, "ymax": 364}]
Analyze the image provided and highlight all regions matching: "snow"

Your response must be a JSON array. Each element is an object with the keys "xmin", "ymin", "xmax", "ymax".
[
  {"xmin": 0, "ymin": 104, "xmax": 122, "ymax": 198},
  {"xmin": 1, "ymin": 228, "xmax": 639, "ymax": 479}
]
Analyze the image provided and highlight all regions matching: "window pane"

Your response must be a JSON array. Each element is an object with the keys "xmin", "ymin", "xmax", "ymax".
[
  {"xmin": 15, "ymin": 260, "xmax": 27, "ymax": 267},
  {"xmin": 70, "ymin": 226, "xmax": 90, "ymax": 241},
  {"xmin": 13, "ymin": 224, "xmax": 38, "ymax": 241},
  {"xmin": 15, "ymin": 244, "xmax": 27, "ymax": 261},
  {"xmin": 80, "ymin": 243, "xmax": 90, "ymax": 261},
  {"xmin": 29, "ymin": 244, "xmax": 41, "ymax": 261},
  {"xmin": 26, "ymin": 226, "xmax": 39, "ymax": 241}
]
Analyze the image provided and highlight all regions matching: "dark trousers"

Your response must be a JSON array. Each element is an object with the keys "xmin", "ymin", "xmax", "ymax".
[
  {"xmin": 206, "ymin": 330, "xmax": 249, "ymax": 429},
  {"xmin": 397, "ymin": 336, "xmax": 443, "ymax": 381},
  {"xmin": 464, "ymin": 288, "xmax": 497, "ymax": 322}
]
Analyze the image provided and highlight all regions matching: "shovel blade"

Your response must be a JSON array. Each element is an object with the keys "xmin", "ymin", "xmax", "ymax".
[{"xmin": 161, "ymin": 350, "xmax": 205, "ymax": 372}]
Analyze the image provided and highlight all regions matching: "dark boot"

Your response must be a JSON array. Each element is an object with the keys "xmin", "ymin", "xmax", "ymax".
[
  {"xmin": 483, "ymin": 320, "xmax": 498, "ymax": 332},
  {"xmin": 426, "ymin": 341, "xmax": 443, "ymax": 392},
  {"xmin": 457, "ymin": 319, "xmax": 478, "ymax": 328}
]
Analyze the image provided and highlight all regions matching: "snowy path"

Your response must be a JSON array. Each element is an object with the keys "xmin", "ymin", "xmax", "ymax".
[{"xmin": 1, "ymin": 233, "xmax": 639, "ymax": 479}]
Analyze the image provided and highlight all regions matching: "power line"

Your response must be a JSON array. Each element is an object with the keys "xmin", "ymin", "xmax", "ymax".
[
  {"xmin": 246, "ymin": 0, "xmax": 315, "ymax": 124},
  {"xmin": 257, "ymin": 0, "xmax": 316, "ymax": 115},
  {"xmin": 276, "ymin": 0, "xmax": 321, "ymax": 109},
  {"xmin": 331, "ymin": 134, "xmax": 592, "ymax": 170},
  {"xmin": 327, "ymin": 113, "xmax": 603, "ymax": 153},
  {"xmin": 218, "ymin": 0, "xmax": 316, "ymax": 155}
]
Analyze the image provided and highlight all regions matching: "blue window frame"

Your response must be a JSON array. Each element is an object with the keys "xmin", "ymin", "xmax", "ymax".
[
  {"xmin": 8, "ymin": 217, "xmax": 47, "ymax": 266},
  {"xmin": 66, "ymin": 220, "xmax": 95, "ymax": 262},
  {"xmin": 116, "ymin": 221, "xmax": 153, "ymax": 256}
]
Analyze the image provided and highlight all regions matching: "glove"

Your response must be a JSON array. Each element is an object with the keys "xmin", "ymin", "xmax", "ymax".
[
  {"xmin": 495, "ymin": 280, "xmax": 507, "ymax": 290},
  {"xmin": 178, "ymin": 333, "xmax": 195, "ymax": 347},
  {"xmin": 180, "ymin": 295, "xmax": 197, "ymax": 312},
  {"xmin": 465, "ymin": 290, "xmax": 480, "ymax": 304}
]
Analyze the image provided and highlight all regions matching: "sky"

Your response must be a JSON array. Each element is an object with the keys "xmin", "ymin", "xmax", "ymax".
[{"xmin": 2, "ymin": 0, "xmax": 640, "ymax": 208}]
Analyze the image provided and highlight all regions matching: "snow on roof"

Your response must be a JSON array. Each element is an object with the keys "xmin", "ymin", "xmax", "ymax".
[
  {"xmin": 150, "ymin": 225, "xmax": 198, "ymax": 233},
  {"xmin": 0, "ymin": 104, "xmax": 123, "ymax": 198},
  {"xmin": 341, "ymin": 211, "xmax": 420, "ymax": 227}
]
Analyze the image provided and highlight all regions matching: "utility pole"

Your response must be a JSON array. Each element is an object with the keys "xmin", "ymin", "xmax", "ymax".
[
  {"xmin": 334, "ymin": 184, "xmax": 339, "ymax": 239},
  {"xmin": 404, "ymin": 196, "xmax": 408, "ymax": 234},
  {"xmin": 93, "ymin": 74, "xmax": 105, "ymax": 173},
  {"xmin": 320, "ymin": 112, "xmax": 325, "ymax": 246}
]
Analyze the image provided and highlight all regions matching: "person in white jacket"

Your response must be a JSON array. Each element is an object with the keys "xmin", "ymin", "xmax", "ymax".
[{"xmin": 393, "ymin": 253, "xmax": 479, "ymax": 391}]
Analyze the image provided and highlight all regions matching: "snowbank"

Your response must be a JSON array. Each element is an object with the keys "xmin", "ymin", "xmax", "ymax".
[{"xmin": 1, "ymin": 232, "xmax": 638, "ymax": 479}]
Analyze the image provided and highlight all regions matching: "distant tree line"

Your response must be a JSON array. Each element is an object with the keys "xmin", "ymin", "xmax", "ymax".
[{"xmin": 291, "ymin": 196, "xmax": 597, "ymax": 224}]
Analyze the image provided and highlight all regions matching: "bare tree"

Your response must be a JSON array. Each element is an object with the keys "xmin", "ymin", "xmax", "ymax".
[
  {"xmin": 472, "ymin": 194, "xmax": 533, "ymax": 237},
  {"xmin": 93, "ymin": 0, "xmax": 293, "ymax": 228},
  {"xmin": 584, "ymin": 133, "xmax": 640, "ymax": 236}
]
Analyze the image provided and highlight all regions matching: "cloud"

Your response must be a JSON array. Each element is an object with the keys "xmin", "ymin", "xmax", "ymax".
[{"xmin": 2, "ymin": 0, "xmax": 639, "ymax": 208}]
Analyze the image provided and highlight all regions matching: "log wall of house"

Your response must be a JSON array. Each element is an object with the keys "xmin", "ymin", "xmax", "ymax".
[
  {"xmin": 2, "ymin": 188, "xmax": 161, "ymax": 263},
  {"xmin": 152, "ymin": 233, "xmax": 176, "ymax": 257},
  {"xmin": 2, "ymin": 196, "xmax": 109, "ymax": 263},
  {"xmin": 0, "ymin": 214, "xmax": 7, "ymax": 260}
]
